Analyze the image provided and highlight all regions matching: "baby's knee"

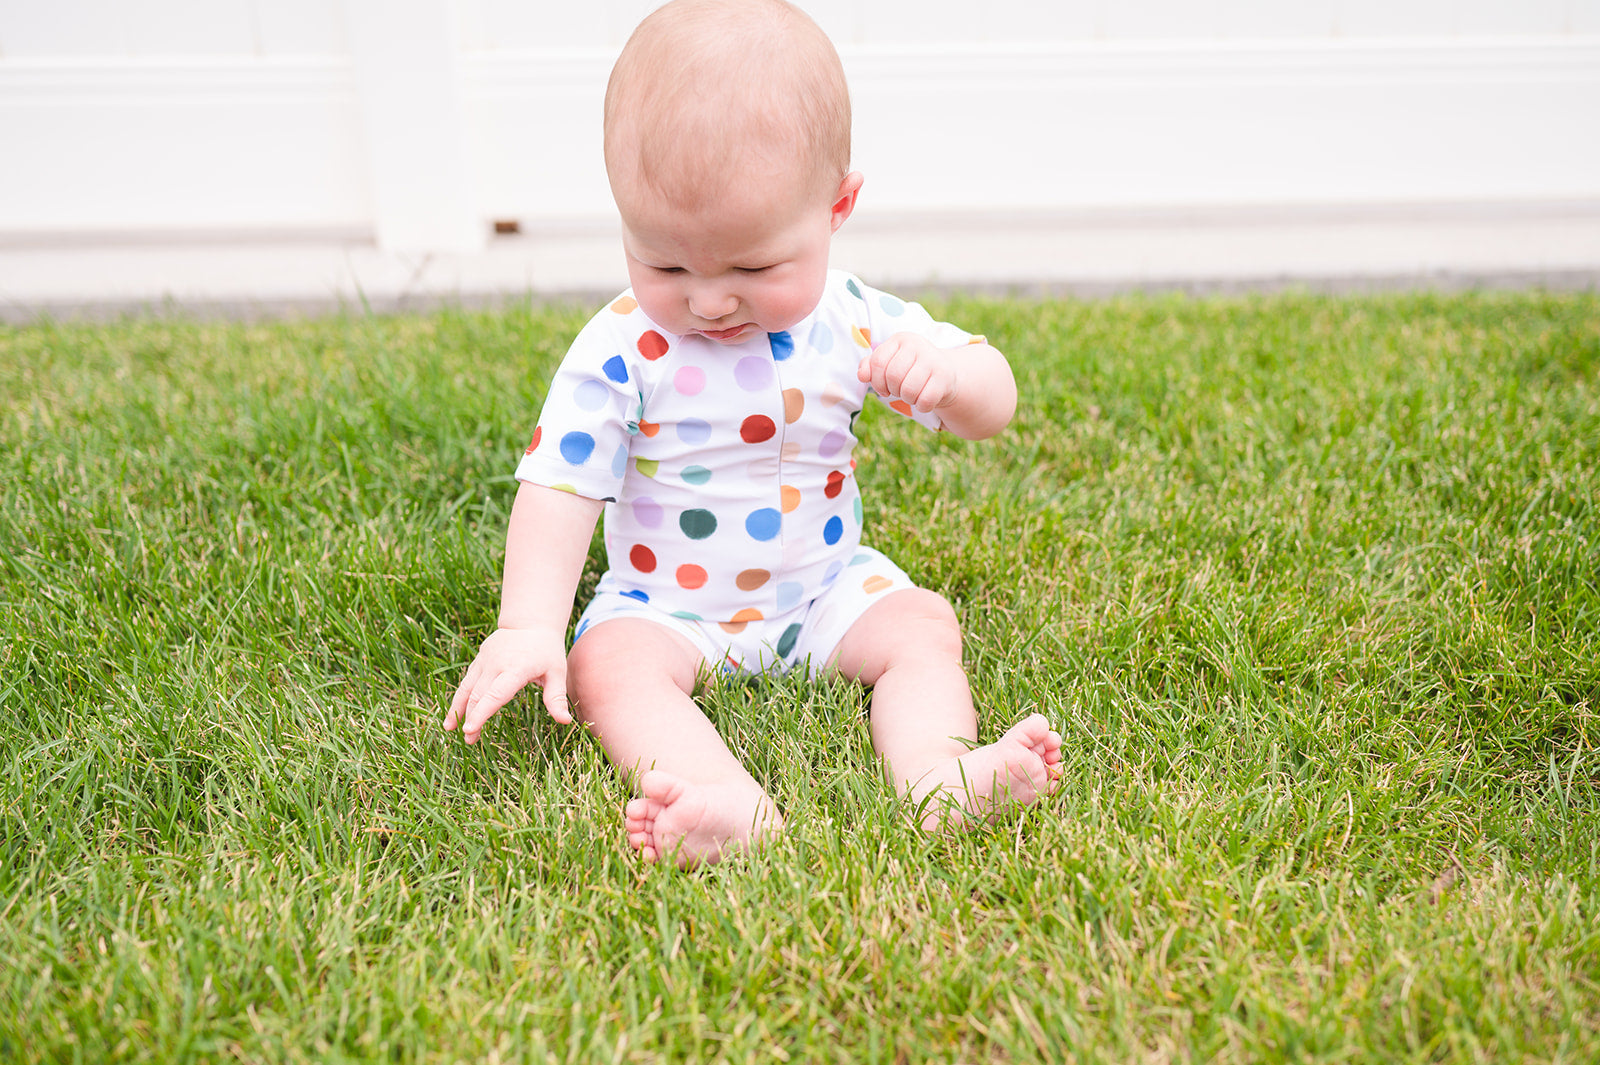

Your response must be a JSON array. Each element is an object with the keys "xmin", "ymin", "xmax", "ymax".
[{"xmin": 873, "ymin": 588, "xmax": 966, "ymax": 664}]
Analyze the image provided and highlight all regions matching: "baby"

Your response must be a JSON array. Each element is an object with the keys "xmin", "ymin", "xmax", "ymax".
[{"xmin": 445, "ymin": 0, "xmax": 1062, "ymax": 868}]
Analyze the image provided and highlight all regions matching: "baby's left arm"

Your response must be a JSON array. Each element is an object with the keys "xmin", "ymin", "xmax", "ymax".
[{"xmin": 857, "ymin": 333, "xmax": 1017, "ymax": 440}]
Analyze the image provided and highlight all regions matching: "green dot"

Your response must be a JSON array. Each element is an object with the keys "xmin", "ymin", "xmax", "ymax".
[{"xmin": 680, "ymin": 509, "xmax": 718, "ymax": 540}]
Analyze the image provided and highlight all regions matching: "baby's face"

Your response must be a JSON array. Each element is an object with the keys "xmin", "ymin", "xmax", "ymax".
[{"xmin": 616, "ymin": 169, "xmax": 857, "ymax": 345}]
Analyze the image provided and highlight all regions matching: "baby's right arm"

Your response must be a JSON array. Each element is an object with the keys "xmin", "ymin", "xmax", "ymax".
[{"xmin": 444, "ymin": 481, "xmax": 604, "ymax": 744}]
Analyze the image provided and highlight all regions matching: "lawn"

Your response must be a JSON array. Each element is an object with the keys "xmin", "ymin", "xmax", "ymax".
[{"xmin": 1, "ymin": 290, "xmax": 1597, "ymax": 1063}]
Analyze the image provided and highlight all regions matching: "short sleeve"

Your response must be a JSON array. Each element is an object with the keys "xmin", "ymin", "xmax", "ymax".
[
  {"xmin": 514, "ymin": 303, "xmax": 647, "ymax": 502},
  {"xmin": 846, "ymin": 274, "xmax": 986, "ymax": 432}
]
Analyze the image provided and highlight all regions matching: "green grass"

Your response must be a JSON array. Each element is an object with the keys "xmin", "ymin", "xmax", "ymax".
[{"xmin": 2, "ymin": 290, "xmax": 1597, "ymax": 1063}]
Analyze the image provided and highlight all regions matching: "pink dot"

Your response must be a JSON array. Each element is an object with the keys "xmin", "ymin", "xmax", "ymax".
[{"xmin": 674, "ymin": 366, "xmax": 706, "ymax": 395}]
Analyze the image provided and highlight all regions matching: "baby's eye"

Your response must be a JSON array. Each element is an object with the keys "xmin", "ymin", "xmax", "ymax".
[
  {"xmin": 737, "ymin": 264, "xmax": 777, "ymax": 275},
  {"xmin": 653, "ymin": 265, "xmax": 686, "ymax": 275}
]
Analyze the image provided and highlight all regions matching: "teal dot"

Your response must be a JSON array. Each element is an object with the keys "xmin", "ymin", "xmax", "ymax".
[
  {"xmin": 846, "ymin": 278, "xmax": 863, "ymax": 300},
  {"xmin": 680, "ymin": 509, "xmax": 718, "ymax": 540},
  {"xmin": 878, "ymin": 294, "xmax": 905, "ymax": 316},
  {"xmin": 853, "ymin": 497, "xmax": 863, "ymax": 523},
  {"xmin": 682, "ymin": 465, "xmax": 712, "ymax": 485}
]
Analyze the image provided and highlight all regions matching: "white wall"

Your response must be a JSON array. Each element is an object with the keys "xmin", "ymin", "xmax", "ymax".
[{"xmin": 2, "ymin": 1, "xmax": 1598, "ymax": 250}]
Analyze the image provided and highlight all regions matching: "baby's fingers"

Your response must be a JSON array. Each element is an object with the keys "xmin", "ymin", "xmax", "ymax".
[{"xmin": 443, "ymin": 660, "xmax": 482, "ymax": 731}]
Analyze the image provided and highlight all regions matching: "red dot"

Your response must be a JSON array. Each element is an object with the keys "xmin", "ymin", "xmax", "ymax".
[
  {"xmin": 740, "ymin": 415, "xmax": 776, "ymax": 444},
  {"xmin": 629, "ymin": 544, "xmax": 656, "ymax": 573},
  {"xmin": 524, "ymin": 426, "xmax": 542, "ymax": 454},
  {"xmin": 676, "ymin": 564, "xmax": 707, "ymax": 589},
  {"xmin": 824, "ymin": 470, "xmax": 846, "ymax": 499},
  {"xmin": 638, "ymin": 331, "xmax": 669, "ymax": 360}
]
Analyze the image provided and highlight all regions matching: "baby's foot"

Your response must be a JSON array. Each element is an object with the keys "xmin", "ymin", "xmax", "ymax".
[
  {"xmin": 909, "ymin": 713, "xmax": 1064, "ymax": 831},
  {"xmin": 624, "ymin": 770, "xmax": 783, "ymax": 869}
]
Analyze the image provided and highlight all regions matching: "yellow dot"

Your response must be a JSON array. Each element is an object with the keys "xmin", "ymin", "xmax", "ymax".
[
  {"xmin": 851, "ymin": 325, "xmax": 872, "ymax": 348},
  {"xmin": 863, "ymin": 575, "xmax": 893, "ymax": 594}
]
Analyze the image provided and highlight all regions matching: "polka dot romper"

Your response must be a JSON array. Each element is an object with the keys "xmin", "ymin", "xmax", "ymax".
[{"xmin": 516, "ymin": 270, "xmax": 985, "ymax": 659}]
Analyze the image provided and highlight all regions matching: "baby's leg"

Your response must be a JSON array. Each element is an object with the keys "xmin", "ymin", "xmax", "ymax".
[
  {"xmin": 568, "ymin": 618, "xmax": 782, "ymax": 868},
  {"xmin": 829, "ymin": 589, "xmax": 1063, "ymax": 830}
]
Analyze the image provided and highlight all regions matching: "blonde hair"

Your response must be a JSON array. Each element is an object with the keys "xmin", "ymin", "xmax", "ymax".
[{"xmin": 604, "ymin": 0, "xmax": 852, "ymax": 209}]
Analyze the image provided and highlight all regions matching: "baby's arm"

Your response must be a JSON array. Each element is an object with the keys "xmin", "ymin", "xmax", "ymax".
[
  {"xmin": 857, "ymin": 334, "xmax": 1018, "ymax": 440},
  {"xmin": 444, "ymin": 481, "xmax": 604, "ymax": 743}
]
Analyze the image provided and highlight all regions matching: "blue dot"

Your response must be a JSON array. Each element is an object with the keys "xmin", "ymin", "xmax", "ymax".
[
  {"xmin": 777, "ymin": 582, "xmax": 804, "ymax": 611},
  {"xmin": 746, "ymin": 508, "xmax": 782, "ymax": 541},
  {"xmin": 559, "ymin": 431, "xmax": 595, "ymax": 465},
  {"xmin": 823, "ymin": 516, "xmax": 844, "ymax": 545},
  {"xmin": 603, "ymin": 355, "xmax": 629, "ymax": 383},
  {"xmin": 611, "ymin": 445, "xmax": 628, "ymax": 478},
  {"xmin": 808, "ymin": 321, "xmax": 834, "ymax": 353},
  {"xmin": 678, "ymin": 418, "xmax": 712, "ymax": 445},
  {"xmin": 822, "ymin": 561, "xmax": 843, "ymax": 585},
  {"xmin": 621, "ymin": 589, "xmax": 649, "ymax": 604},
  {"xmin": 768, "ymin": 331, "xmax": 794, "ymax": 361},
  {"xmin": 879, "ymin": 294, "xmax": 906, "ymax": 316},
  {"xmin": 574, "ymin": 380, "xmax": 609, "ymax": 411}
]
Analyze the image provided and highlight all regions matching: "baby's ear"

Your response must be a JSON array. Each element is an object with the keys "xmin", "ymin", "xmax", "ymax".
[{"xmin": 830, "ymin": 171, "xmax": 864, "ymax": 232}]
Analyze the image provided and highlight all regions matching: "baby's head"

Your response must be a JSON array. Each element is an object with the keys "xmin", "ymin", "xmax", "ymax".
[{"xmin": 604, "ymin": 0, "xmax": 862, "ymax": 343}]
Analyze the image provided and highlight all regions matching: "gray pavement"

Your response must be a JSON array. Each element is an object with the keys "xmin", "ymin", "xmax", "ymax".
[{"xmin": 2, "ymin": 201, "xmax": 1597, "ymax": 323}]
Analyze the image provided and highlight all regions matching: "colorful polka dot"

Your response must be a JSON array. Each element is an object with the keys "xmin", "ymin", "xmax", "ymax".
[
  {"xmin": 821, "ymin": 381, "xmax": 848, "ymax": 406},
  {"xmin": 853, "ymin": 497, "xmax": 863, "ymax": 523},
  {"xmin": 824, "ymin": 470, "xmax": 846, "ymax": 499},
  {"xmin": 776, "ymin": 623, "xmax": 802, "ymax": 658},
  {"xmin": 735, "ymin": 356, "xmax": 774, "ymax": 391},
  {"xmin": 632, "ymin": 497, "xmax": 663, "ymax": 527},
  {"xmin": 890, "ymin": 399, "xmax": 914, "ymax": 417},
  {"xmin": 745, "ymin": 508, "xmax": 781, "ymax": 541},
  {"xmin": 740, "ymin": 415, "xmax": 776, "ymax": 444},
  {"xmin": 524, "ymin": 426, "xmax": 542, "ymax": 454},
  {"xmin": 821, "ymin": 561, "xmax": 843, "ymax": 585},
  {"xmin": 559, "ymin": 431, "xmax": 595, "ymax": 465},
  {"xmin": 682, "ymin": 465, "xmax": 712, "ymax": 485},
  {"xmin": 769, "ymin": 331, "xmax": 794, "ymax": 361},
  {"xmin": 780, "ymin": 485, "xmax": 801, "ymax": 512},
  {"xmin": 808, "ymin": 321, "xmax": 834, "ymax": 353},
  {"xmin": 674, "ymin": 366, "xmax": 706, "ymax": 395},
  {"xmin": 781, "ymin": 441, "xmax": 802, "ymax": 462},
  {"xmin": 879, "ymin": 294, "xmax": 906, "ymax": 316},
  {"xmin": 680, "ymin": 509, "xmax": 717, "ymax": 539},
  {"xmin": 783, "ymin": 388, "xmax": 805, "ymax": 424},
  {"xmin": 851, "ymin": 325, "xmax": 872, "ymax": 348},
  {"xmin": 573, "ymin": 380, "xmax": 609, "ymax": 411},
  {"xmin": 638, "ymin": 330, "xmax": 669, "ymax": 360},
  {"xmin": 822, "ymin": 515, "xmax": 844, "ymax": 545},
  {"xmin": 846, "ymin": 278, "xmax": 864, "ymax": 300},
  {"xmin": 629, "ymin": 544, "xmax": 657, "ymax": 572},
  {"xmin": 678, "ymin": 418, "xmax": 712, "ymax": 445},
  {"xmin": 637, "ymin": 419, "xmax": 660, "ymax": 438},
  {"xmin": 676, "ymin": 564, "xmax": 707, "ymax": 589},
  {"xmin": 611, "ymin": 445, "xmax": 628, "ymax": 477},
  {"xmin": 603, "ymin": 355, "xmax": 629, "ymax": 383},
  {"xmin": 776, "ymin": 582, "xmax": 804, "ymax": 611},
  {"xmin": 863, "ymin": 575, "xmax": 894, "ymax": 594},
  {"xmin": 611, "ymin": 295, "xmax": 638, "ymax": 315},
  {"xmin": 635, "ymin": 458, "xmax": 659, "ymax": 479},
  {"xmin": 818, "ymin": 430, "xmax": 847, "ymax": 460},
  {"xmin": 621, "ymin": 588, "xmax": 649, "ymax": 603},
  {"xmin": 736, "ymin": 568, "xmax": 770, "ymax": 591}
]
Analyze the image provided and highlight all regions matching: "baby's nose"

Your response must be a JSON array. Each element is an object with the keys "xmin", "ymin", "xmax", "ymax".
[{"xmin": 688, "ymin": 284, "xmax": 738, "ymax": 321}]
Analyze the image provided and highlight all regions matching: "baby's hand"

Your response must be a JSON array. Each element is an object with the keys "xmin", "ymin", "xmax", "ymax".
[
  {"xmin": 444, "ymin": 626, "xmax": 573, "ymax": 744},
  {"xmin": 857, "ymin": 332, "xmax": 961, "ymax": 414}
]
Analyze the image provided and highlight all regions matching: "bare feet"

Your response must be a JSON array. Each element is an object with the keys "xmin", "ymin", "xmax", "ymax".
[
  {"xmin": 907, "ymin": 713, "xmax": 1064, "ymax": 831},
  {"xmin": 624, "ymin": 770, "xmax": 784, "ymax": 869}
]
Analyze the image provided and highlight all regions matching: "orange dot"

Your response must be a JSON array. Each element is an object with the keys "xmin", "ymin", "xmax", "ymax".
[
  {"xmin": 780, "ymin": 485, "xmax": 801, "ymax": 512},
  {"xmin": 676, "ymin": 564, "xmax": 707, "ymax": 589},
  {"xmin": 611, "ymin": 295, "xmax": 639, "ymax": 315},
  {"xmin": 736, "ymin": 569, "xmax": 770, "ymax": 591},
  {"xmin": 629, "ymin": 544, "xmax": 656, "ymax": 573},
  {"xmin": 719, "ymin": 620, "xmax": 749, "ymax": 635},
  {"xmin": 637, "ymin": 419, "xmax": 660, "ymax": 437},
  {"xmin": 890, "ymin": 399, "xmax": 913, "ymax": 416},
  {"xmin": 730, "ymin": 608, "xmax": 764, "ymax": 623},
  {"xmin": 783, "ymin": 388, "xmax": 805, "ymax": 424},
  {"xmin": 967, "ymin": 334, "xmax": 987, "ymax": 345},
  {"xmin": 863, "ymin": 575, "xmax": 893, "ymax": 594},
  {"xmin": 851, "ymin": 325, "xmax": 872, "ymax": 348},
  {"xmin": 638, "ymin": 330, "xmax": 669, "ymax": 360},
  {"xmin": 524, "ymin": 426, "xmax": 542, "ymax": 454}
]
